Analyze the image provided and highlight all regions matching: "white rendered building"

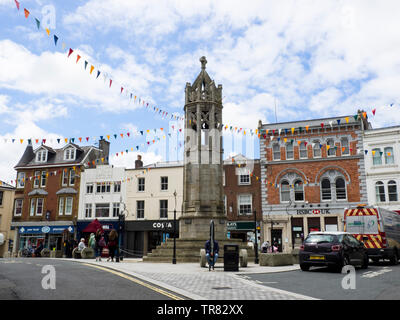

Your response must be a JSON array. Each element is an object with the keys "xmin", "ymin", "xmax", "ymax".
[{"xmin": 364, "ymin": 126, "xmax": 400, "ymax": 211}]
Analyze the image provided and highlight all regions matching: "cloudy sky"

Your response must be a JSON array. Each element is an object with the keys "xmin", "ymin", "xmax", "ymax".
[{"xmin": 0, "ymin": 0, "xmax": 399, "ymax": 183}]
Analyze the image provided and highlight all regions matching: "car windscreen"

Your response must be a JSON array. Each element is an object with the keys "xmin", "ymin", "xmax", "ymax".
[
  {"xmin": 304, "ymin": 234, "xmax": 338, "ymax": 244},
  {"xmin": 346, "ymin": 216, "xmax": 379, "ymax": 234}
]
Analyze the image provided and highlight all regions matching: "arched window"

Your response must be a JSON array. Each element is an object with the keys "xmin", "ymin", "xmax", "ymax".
[
  {"xmin": 335, "ymin": 177, "xmax": 347, "ymax": 200},
  {"xmin": 340, "ymin": 137, "xmax": 349, "ymax": 155},
  {"xmin": 286, "ymin": 143, "xmax": 294, "ymax": 160},
  {"xmin": 280, "ymin": 180, "xmax": 290, "ymax": 202},
  {"xmin": 313, "ymin": 140, "xmax": 321, "ymax": 158},
  {"xmin": 385, "ymin": 147, "xmax": 394, "ymax": 165},
  {"xmin": 294, "ymin": 180, "xmax": 304, "ymax": 201},
  {"xmin": 388, "ymin": 180, "xmax": 398, "ymax": 202},
  {"xmin": 375, "ymin": 181, "xmax": 385, "ymax": 202},
  {"xmin": 299, "ymin": 142, "xmax": 307, "ymax": 159},
  {"xmin": 372, "ymin": 148, "xmax": 382, "ymax": 165},
  {"xmin": 273, "ymin": 143, "xmax": 281, "ymax": 160},
  {"xmin": 321, "ymin": 178, "xmax": 332, "ymax": 200},
  {"xmin": 327, "ymin": 139, "xmax": 336, "ymax": 157}
]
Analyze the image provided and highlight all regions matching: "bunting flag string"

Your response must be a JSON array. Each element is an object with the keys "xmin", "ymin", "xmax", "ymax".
[
  {"xmin": 0, "ymin": 125, "xmax": 183, "ymax": 145},
  {"xmin": 11, "ymin": 1, "xmax": 399, "ymax": 139}
]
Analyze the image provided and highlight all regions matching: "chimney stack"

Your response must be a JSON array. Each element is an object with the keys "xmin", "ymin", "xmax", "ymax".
[{"xmin": 135, "ymin": 155, "xmax": 143, "ymax": 169}]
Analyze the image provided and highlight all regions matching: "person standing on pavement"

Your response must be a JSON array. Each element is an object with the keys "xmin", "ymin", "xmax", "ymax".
[
  {"xmin": 95, "ymin": 229, "xmax": 105, "ymax": 261},
  {"xmin": 107, "ymin": 229, "xmax": 118, "ymax": 262},
  {"xmin": 88, "ymin": 233, "xmax": 96, "ymax": 251}
]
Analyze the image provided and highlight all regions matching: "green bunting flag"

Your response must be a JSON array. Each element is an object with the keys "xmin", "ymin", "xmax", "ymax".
[{"xmin": 35, "ymin": 18, "xmax": 40, "ymax": 30}]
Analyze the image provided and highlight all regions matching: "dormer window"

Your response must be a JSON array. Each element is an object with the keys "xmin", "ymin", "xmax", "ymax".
[
  {"xmin": 64, "ymin": 148, "xmax": 76, "ymax": 161},
  {"xmin": 36, "ymin": 150, "xmax": 47, "ymax": 162}
]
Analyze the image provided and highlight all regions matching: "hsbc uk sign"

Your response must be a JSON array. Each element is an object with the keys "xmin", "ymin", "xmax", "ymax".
[{"xmin": 296, "ymin": 209, "xmax": 331, "ymax": 215}]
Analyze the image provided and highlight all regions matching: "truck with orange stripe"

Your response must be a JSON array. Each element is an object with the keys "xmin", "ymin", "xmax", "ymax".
[{"xmin": 344, "ymin": 205, "xmax": 400, "ymax": 265}]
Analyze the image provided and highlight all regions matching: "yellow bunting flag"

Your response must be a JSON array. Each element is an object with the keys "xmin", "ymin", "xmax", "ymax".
[
  {"xmin": 291, "ymin": 127, "xmax": 295, "ymax": 134},
  {"xmin": 345, "ymin": 117, "xmax": 349, "ymax": 123},
  {"xmin": 90, "ymin": 65, "xmax": 94, "ymax": 74},
  {"xmin": 64, "ymin": 138, "xmax": 68, "ymax": 143},
  {"xmin": 305, "ymin": 125, "xmax": 309, "ymax": 132},
  {"xmin": 284, "ymin": 138, "xmax": 287, "ymax": 143},
  {"xmin": 327, "ymin": 145, "xmax": 330, "ymax": 151},
  {"xmin": 20, "ymin": 139, "xmax": 23, "ymax": 144},
  {"xmin": 297, "ymin": 140, "xmax": 301, "ymax": 145},
  {"xmin": 45, "ymin": 28, "xmax": 50, "ymax": 36},
  {"xmin": 372, "ymin": 150, "xmax": 376, "ymax": 156},
  {"xmin": 106, "ymin": 135, "xmax": 110, "ymax": 140}
]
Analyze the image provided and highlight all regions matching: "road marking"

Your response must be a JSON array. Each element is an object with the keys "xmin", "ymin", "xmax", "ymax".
[
  {"xmin": 82, "ymin": 263, "xmax": 185, "ymax": 300},
  {"xmin": 361, "ymin": 267, "xmax": 392, "ymax": 278}
]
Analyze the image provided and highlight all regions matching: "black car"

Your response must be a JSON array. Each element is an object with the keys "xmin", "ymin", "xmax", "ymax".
[{"xmin": 299, "ymin": 232, "xmax": 369, "ymax": 272}]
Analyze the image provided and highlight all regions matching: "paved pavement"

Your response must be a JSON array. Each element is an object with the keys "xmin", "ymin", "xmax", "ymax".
[{"xmin": 54, "ymin": 257, "xmax": 316, "ymax": 300}]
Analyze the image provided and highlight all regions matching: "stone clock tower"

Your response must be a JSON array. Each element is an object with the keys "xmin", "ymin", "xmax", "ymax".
[{"xmin": 179, "ymin": 56, "xmax": 227, "ymax": 240}]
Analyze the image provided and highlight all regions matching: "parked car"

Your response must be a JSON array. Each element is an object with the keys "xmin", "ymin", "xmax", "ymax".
[
  {"xmin": 344, "ymin": 206, "xmax": 400, "ymax": 265},
  {"xmin": 299, "ymin": 231, "xmax": 369, "ymax": 272}
]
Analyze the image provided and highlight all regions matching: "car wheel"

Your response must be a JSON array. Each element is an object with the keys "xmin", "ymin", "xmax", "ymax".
[
  {"xmin": 390, "ymin": 250, "xmax": 399, "ymax": 266},
  {"xmin": 361, "ymin": 254, "xmax": 369, "ymax": 269},
  {"xmin": 300, "ymin": 264, "xmax": 310, "ymax": 271},
  {"xmin": 336, "ymin": 255, "xmax": 350, "ymax": 273}
]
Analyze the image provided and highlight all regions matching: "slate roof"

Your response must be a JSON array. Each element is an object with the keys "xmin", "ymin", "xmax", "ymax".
[
  {"xmin": 0, "ymin": 180, "xmax": 15, "ymax": 189},
  {"xmin": 14, "ymin": 143, "xmax": 100, "ymax": 169}
]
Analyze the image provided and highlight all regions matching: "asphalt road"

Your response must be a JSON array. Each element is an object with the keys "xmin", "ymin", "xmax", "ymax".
[
  {"xmin": 0, "ymin": 258, "xmax": 184, "ymax": 300},
  {"xmin": 242, "ymin": 261, "xmax": 400, "ymax": 300}
]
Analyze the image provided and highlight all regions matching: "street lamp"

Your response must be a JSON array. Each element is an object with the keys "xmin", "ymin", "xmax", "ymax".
[
  {"xmin": 116, "ymin": 201, "xmax": 128, "ymax": 263},
  {"xmin": 172, "ymin": 190, "xmax": 177, "ymax": 264},
  {"xmin": 254, "ymin": 209, "xmax": 259, "ymax": 264}
]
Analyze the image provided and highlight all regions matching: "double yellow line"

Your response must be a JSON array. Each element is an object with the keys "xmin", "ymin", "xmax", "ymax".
[{"xmin": 82, "ymin": 263, "xmax": 185, "ymax": 300}]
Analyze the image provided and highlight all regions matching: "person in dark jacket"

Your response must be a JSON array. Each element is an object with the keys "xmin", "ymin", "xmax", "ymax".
[
  {"xmin": 95, "ymin": 229, "xmax": 105, "ymax": 261},
  {"xmin": 205, "ymin": 239, "xmax": 219, "ymax": 270},
  {"xmin": 107, "ymin": 229, "xmax": 118, "ymax": 262}
]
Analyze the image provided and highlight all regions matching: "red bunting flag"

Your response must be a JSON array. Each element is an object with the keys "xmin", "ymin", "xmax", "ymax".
[
  {"xmin": 24, "ymin": 8, "xmax": 29, "ymax": 18},
  {"xmin": 321, "ymin": 123, "xmax": 324, "ymax": 128},
  {"xmin": 109, "ymin": 79, "xmax": 112, "ymax": 87},
  {"xmin": 42, "ymin": 139, "xmax": 46, "ymax": 144},
  {"xmin": 86, "ymin": 137, "xmax": 89, "ymax": 142},
  {"xmin": 121, "ymin": 87, "xmax": 124, "ymax": 94},
  {"xmin": 372, "ymin": 108, "xmax": 376, "ymax": 115},
  {"xmin": 14, "ymin": 0, "xmax": 20, "ymax": 10},
  {"xmin": 127, "ymin": 132, "xmax": 130, "ymax": 137},
  {"xmin": 68, "ymin": 48, "xmax": 73, "ymax": 58}
]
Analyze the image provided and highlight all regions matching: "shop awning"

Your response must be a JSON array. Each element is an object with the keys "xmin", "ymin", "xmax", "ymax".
[{"xmin": 82, "ymin": 219, "xmax": 104, "ymax": 233}]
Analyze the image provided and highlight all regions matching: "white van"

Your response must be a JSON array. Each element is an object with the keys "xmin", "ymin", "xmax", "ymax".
[{"xmin": 343, "ymin": 206, "xmax": 400, "ymax": 265}]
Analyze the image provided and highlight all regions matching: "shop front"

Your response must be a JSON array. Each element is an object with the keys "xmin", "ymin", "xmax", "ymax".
[
  {"xmin": 226, "ymin": 221, "xmax": 260, "ymax": 244},
  {"xmin": 125, "ymin": 220, "xmax": 179, "ymax": 257},
  {"xmin": 262, "ymin": 208, "xmax": 344, "ymax": 253},
  {"xmin": 15, "ymin": 223, "xmax": 75, "ymax": 255}
]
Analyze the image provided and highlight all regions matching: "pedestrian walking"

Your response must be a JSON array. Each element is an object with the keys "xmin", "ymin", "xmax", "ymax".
[
  {"xmin": 95, "ymin": 229, "xmax": 105, "ymax": 261},
  {"xmin": 107, "ymin": 229, "xmax": 118, "ymax": 262},
  {"xmin": 88, "ymin": 233, "xmax": 96, "ymax": 250}
]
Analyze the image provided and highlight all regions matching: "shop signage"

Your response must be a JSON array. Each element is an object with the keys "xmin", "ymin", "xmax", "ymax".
[
  {"xmin": 19, "ymin": 225, "xmax": 74, "ymax": 234},
  {"xmin": 152, "ymin": 222, "xmax": 173, "ymax": 230},
  {"xmin": 296, "ymin": 209, "xmax": 331, "ymax": 215},
  {"xmin": 227, "ymin": 221, "xmax": 256, "ymax": 231},
  {"xmin": 125, "ymin": 220, "xmax": 177, "ymax": 232}
]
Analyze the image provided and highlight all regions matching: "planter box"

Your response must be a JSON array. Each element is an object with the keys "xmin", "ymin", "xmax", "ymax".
[{"xmin": 260, "ymin": 253, "xmax": 294, "ymax": 266}]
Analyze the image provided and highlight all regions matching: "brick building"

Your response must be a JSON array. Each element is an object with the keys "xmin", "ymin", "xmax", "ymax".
[
  {"xmin": 11, "ymin": 139, "xmax": 109, "ymax": 256},
  {"xmin": 223, "ymin": 155, "xmax": 261, "ymax": 242},
  {"xmin": 258, "ymin": 110, "xmax": 371, "ymax": 252}
]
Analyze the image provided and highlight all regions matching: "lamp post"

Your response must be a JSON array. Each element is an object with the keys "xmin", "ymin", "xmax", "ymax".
[
  {"xmin": 254, "ymin": 209, "xmax": 259, "ymax": 264},
  {"xmin": 172, "ymin": 190, "xmax": 177, "ymax": 264},
  {"xmin": 116, "ymin": 201, "xmax": 128, "ymax": 263}
]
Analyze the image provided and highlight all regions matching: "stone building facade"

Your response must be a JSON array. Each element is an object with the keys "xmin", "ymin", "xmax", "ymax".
[
  {"xmin": 0, "ymin": 181, "xmax": 15, "ymax": 257},
  {"xmin": 258, "ymin": 111, "xmax": 371, "ymax": 252}
]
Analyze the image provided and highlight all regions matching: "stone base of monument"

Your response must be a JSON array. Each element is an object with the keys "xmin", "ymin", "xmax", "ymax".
[{"xmin": 142, "ymin": 238, "xmax": 255, "ymax": 263}]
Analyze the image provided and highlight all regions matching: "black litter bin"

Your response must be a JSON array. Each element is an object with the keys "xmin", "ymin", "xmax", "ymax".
[{"xmin": 224, "ymin": 244, "xmax": 239, "ymax": 271}]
